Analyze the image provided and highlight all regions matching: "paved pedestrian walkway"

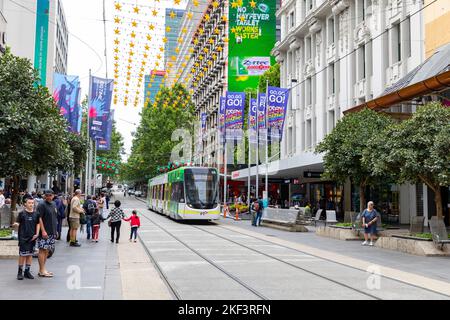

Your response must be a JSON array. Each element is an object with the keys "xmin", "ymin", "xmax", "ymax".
[
  {"xmin": 0, "ymin": 207, "xmax": 172, "ymax": 300},
  {"xmin": 219, "ymin": 218, "xmax": 450, "ymax": 284}
]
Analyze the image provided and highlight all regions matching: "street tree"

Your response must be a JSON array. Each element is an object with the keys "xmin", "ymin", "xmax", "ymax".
[
  {"xmin": 123, "ymin": 84, "xmax": 194, "ymax": 183},
  {"xmin": 366, "ymin": 102, "xmax": 450, "ymax": 218},
  {"xmin": 315, "ymin": 108, "xmax": 394, "ymax": 211},
  {"xmin": 0, "ymin": 49, "xmax": 75, "ymax": 215},
  {"xmin": 258, "ymin": 63, "xmax": 280, "ymax": 92}
]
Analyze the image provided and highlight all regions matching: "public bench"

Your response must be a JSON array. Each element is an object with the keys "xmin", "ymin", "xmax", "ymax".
[
  {"xmin": 429, "ymin": 216, "xmax": 450, "ymax": 250},
  {"xmin": 261, "ymin": 207, "xmax": 309, "ymax": 232}
]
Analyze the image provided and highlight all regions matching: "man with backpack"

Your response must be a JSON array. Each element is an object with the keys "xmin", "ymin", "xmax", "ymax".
[{"xmin": 82, "ymin": 195, "xmax": 97, "ymax": 240}]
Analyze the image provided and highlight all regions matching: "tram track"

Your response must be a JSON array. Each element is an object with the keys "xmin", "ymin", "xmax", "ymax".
[{"xmin": 134, "ymin": 197, "xmax": 450, "ymax": 299}]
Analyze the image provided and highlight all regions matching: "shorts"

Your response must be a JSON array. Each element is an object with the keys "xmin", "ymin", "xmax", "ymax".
[
  {"xmin": 19, "ymin": 241, "xmax": 36, "ymax": 256},
  {"xmin": 364, "ymin": 224, "xmax": 377, "ymax": 234},
  {"xmin": 37, "ymin": 235, "xmax": 56, "ymax": 251},
  {"xmin": 69, "ymin": 217, "xmax": 80, "ymax": 229}
]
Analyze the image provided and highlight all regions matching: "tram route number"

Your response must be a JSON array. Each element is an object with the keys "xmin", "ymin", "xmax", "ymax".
[
  {"xmin": 200, "ymin": 211, "xmax": 208, "ymax": 215},
  {"xmin": 178, "ymin": 304, "xmax": 270, "ymax": 317}
]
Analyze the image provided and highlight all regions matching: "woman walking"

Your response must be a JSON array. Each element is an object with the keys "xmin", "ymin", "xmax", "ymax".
[{"xmin": 106, "ymin": 200, "xmax": 125, "ymax": 243}]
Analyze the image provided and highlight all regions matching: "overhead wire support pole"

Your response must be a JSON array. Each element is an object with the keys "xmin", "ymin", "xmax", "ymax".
[
  {"xmin": 103, "ymin": 0, "xmax": 108, "ymax": 79},
  {"xmin": 265, "ymin": 80, "xmax": 269, "ymax": 207}
]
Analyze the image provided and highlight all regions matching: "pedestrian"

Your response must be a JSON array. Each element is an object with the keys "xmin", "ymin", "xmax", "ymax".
[
  {"xmin": 124, "ymin": 189, "xmax": 127, "ymax": 197},
  {"xmin": 53, "ymin": 194, "xmax": 66, "ymax": 240},
  {"xmin": 83, "ymin": 195, "xmax": 96, "ymax": 240},
  {"xmin": 105, "ymin": 192, "xmax": 110, "ymax": 210},
  {"xmin": 12, "ymin": 197, "xmax": 40, "ymax": 280},
  {"xmin": 124, "ymin": 210, "xmax": 141, "ymax": 242},
  {"xmin": 252, "ymin": 198, "xmax": 264, "ymax": 227},
  {"xmin": 36, "ymin": 190, "xmax": 58, "ymax": 277},
  {"xmin": 69, "ymin": 189, "xmax": 84, "ymax": 247},
  {"xmin": 65, "ymin": 194, "xmax": 72, "ymax": 242},
  {"xmin": 97, "ymin": 193, "xmax": 105, "ymax": 219},
  {"xmin": 91, "ymin": 207, "xmax": 102, "ymax": 243},
  {"xmin": 106, "ymin": 200, "xmax": 125, "ymax": 243},
  {"xmin": 0, "ymin": 189, "xmax": 5, "ymax": 208},
  {"xmin": 361, "ymin": 201, "xmax": 379, "ymax": 246}
]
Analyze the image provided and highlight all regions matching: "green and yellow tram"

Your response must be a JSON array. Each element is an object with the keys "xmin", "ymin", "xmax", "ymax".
[{"xmin": 147, "ymin": 167, "xmax": 220, "ymax": 220}]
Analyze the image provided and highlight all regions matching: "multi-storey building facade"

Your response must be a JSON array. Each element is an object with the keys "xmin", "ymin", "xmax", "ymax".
[
  {"xmin": 0, "ymin": 0, "xmax": 6, "ymax": 55},
  {"xmin": 232, "ymin": 0, "xmax": 429, "ymax": 223},
  {"xmin": 165, "ymin": 8, "xmax": 185, "ymax": 71},
  {"xmin": 189, "ymin": 0, "xmax": 229, "ymax": 166},
  {"xmin": 2, "ymin": 0, "xmax": 69, "ymax": 192},
  {"xmin": 168, "ymin": 0, "xmax": 209, "ymax": 87}
]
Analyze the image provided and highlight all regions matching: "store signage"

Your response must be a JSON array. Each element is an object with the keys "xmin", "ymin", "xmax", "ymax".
[{"xmin": 304, "ymin": 172, "xmax": 323, "ymax": 179}]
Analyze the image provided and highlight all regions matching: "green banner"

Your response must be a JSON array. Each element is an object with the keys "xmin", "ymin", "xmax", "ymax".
[
  {"xmin": 34, "ymin": 0, "xmax": 50, "ymax": 86},
  {"xmin": 228, "ymin": 0, "xmax": 276, "ymax": 92}
]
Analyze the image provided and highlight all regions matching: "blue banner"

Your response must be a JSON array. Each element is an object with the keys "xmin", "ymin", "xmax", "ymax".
[
  {"xmin": 53, "ymin": 73, "xmax": 82, "ymax": 133},
  {"xmin": 267, "ymin": 86, "xmax": 289, "ymax": 140},
  {"xmin": 219, "ymin": 97, "xmax": 226, "ymax": 144},
  {"xmin": 225, "ymin": 92, "xmax": 246, "ymax": 141},
  {"xmin": 201, "ymin": 112, "xmax": 207, "ymax": 140},
  {"xmin": 97, "ymin": 110, "xmax": 114, "ymax": 151},
  {"xmin": 89, "ymin": 76, "xmax": 114, "ymax": 140},
  {"xmin": 249, "ymin": 98, "xmax": 257, "ymax": 145}
]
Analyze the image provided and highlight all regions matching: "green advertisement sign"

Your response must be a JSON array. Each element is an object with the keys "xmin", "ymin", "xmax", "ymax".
[
  {"xmin": 34, "ymin": 0, "xmax": 50, "ymax": 86},
  {"xmin": 228, "ymin": 0, "xmax": 276, "ymax": 92}
]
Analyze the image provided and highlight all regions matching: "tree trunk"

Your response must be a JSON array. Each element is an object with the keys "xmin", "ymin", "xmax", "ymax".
[
  {"xmin": 434, "ymin": 186, "xmax": 443, "ymax": 219},
  {"xmin": 10, "ymin": 175, "xmax": 20, "ymax": 225},
  {"xmin": 359, "ymin": 183, "xmax": 366, "ymax": 213}
]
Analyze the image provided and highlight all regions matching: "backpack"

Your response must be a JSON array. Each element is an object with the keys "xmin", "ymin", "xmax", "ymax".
[
  {"xmin": 253, "ymin": 201, "xmax": 260, "ymax": 212},
  {"xmin": 87, "ymin": 201, "xmax": 95, "ymax": 215}
]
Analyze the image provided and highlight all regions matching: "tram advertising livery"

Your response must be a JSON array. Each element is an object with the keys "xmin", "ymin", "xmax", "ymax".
[{"xmin": 148, "ymin": 167, "xmax": 220, "ymax": 220}]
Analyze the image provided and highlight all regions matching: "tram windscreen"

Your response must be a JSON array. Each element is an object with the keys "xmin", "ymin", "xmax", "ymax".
[{"xmin": 184, "ymin": 168, "xmax": 218, "ymax": 209}]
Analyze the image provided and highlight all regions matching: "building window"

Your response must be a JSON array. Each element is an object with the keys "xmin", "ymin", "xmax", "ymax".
[
  {"xmin": 392, "ymin": 23, "xmax": 401, "ymax": 64},
  {"xmin": 404, "ymin": 16, "xmax": 411, "ymax": 58},
  {"xmin": 328, "ymin": 17, "xmax": 335, "ymax": 45},
  {"xmin": 306, "ymin": 36, "xmax": 312, "ymax": 60},
  {"xmin": 357, "ymin": 45, "xmax": 366, "ymax": 81},
  {"xmin": 289, "ymin": 11, "xmax": 295, "ymax": 29},
  {"xmin": 329, "ymin": 63, "xmax": 336, "ymax": 95}
]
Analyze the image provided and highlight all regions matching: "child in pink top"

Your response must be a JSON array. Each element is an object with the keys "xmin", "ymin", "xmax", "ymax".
[{"xmin": 124, "ymin": 210, "xmax": 141, "ymax": 242}]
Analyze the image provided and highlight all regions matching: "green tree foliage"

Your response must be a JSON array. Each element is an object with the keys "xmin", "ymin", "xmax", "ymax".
[
  {"xmin": 0, "ymin": 49, "xmax": 76, "ymax": 213},
  {"xmin": 122, "ymin": 84, "xmax": 194, "ymax": 183},
  {"xmin": 366, "ymin": 102, "xmax": 450, "ymax": 218},
  {"xmin": 97, "ymin": 122, "xmax": 125, "ymax": 179},
  {"xmin": 315, "ymin": 108, "xmax": 394, "ymax": 211},
  {"xmin": 258, "ymin": 63, "xmax": 280, "ymax": 92}
]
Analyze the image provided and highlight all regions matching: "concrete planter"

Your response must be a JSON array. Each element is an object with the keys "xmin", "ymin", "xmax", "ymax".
[
  {"xmin": 0, "ymin": 240, "xmax": 19, "ymax": 259},
  {"xmin": 316, "ymin": 226, "xmax": 362, "ymax": 240},
  {"xmin": 375, "ymin": 236, "xmax": 450, "ymax": 257}
]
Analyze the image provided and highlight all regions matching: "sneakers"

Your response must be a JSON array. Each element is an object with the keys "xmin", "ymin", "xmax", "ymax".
[
  {"xmin": 24, "ymin": 270, "xmax": 34, "ymax": 279},
  {"xmin": 70, "ymin": 242, "xmax": 81, "ymax": 247},
  {"xmin": 369, "ymin": 241, "xmax": 374, "ymax": 246},
  {"xmin": 361, "ymin": 241, "xmax": 368, "ymax": 246},
  {"xmin": 129, "ymin": 239, "xmax": 132, "ymax": 242},
  {"xmin": 134, "ymin": 240, "xmax": 137, "ymax": 243},
  {"xmin": 17, "ymin": 272, "xmax": 24, "ymax": 280}
]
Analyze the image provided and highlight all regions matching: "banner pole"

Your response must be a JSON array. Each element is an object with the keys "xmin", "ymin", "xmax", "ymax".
[
  {"xmin": 85, "ymin": 69, "xmax": 91, "ymax": 196},
  {"xmin": 256, "ymin": 89, "xmax": 259, "ymax": 200},
  {"xmin": 265, "ymin": 80, "xmax": 269, "ymax": 206}
]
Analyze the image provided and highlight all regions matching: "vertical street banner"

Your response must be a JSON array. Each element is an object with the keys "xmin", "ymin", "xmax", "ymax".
[
  {"xmin": 225, "ymin": 92, "xmax": 246, "ymax": 141},
  {"xmin": 228, "ymin": 0, "xmax": 277, "ymax": 92},
  {"xmin": 249, "ymin": 98, "xmax": 258, "ymax": 145},
  {"xmin": 34, "ymin": 0, "xmax": 50, "ymax": 86},
  {"xmin": 97, "ymin": 110, "xmax": 114, "ymax": 151},
  {"xmin": 52, "ymin": 73, "xmax": 82, "ymax": 134},
  {"xmin": 267, "ymin": 86, "xmax": 290, "ymax": 140},
  {"xmin": 257, "ymin": 93, "xmax": 267, "ymax": 144},
  {"xmin": 219, "ymin": 97, "xmax": 226, "ymax": 144},
  {"xmin": 88, "ymin": 76, "xmax": 114, "ymax": 141},
  {"xmin": 201, "ymin": 112, "xmax": 207, "ymax": 140}
]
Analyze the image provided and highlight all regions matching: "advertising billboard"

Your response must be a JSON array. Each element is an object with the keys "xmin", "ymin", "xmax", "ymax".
[{"xmin": 228, "ymin": 0, "xmax": 276, "ymax": 92}]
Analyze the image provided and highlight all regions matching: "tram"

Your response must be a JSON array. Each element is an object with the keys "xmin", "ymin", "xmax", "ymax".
[{"xmin": 147, "ymin": 167, "xmax": 220, "ymax": 220}]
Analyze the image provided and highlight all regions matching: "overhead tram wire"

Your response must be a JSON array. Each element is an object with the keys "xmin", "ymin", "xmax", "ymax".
[{"xmin": 9, "ymin": 0, "xmax": 104, "ymax": 79}]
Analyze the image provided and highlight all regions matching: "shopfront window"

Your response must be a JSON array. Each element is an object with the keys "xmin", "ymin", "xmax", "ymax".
[{"xmin": 310, "ymin": 183, "xmax": 343, "ymax": 219}]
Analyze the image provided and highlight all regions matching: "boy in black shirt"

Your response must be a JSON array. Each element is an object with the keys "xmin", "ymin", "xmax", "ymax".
[{"xmin": 12, "ymin": 197, "xmax": 40, "ymax": 280}]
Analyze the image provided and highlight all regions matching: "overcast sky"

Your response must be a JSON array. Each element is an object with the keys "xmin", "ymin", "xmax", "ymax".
[{"xmin": 62, "ymin": 0, "xmax": 188, "ymax": 161}]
